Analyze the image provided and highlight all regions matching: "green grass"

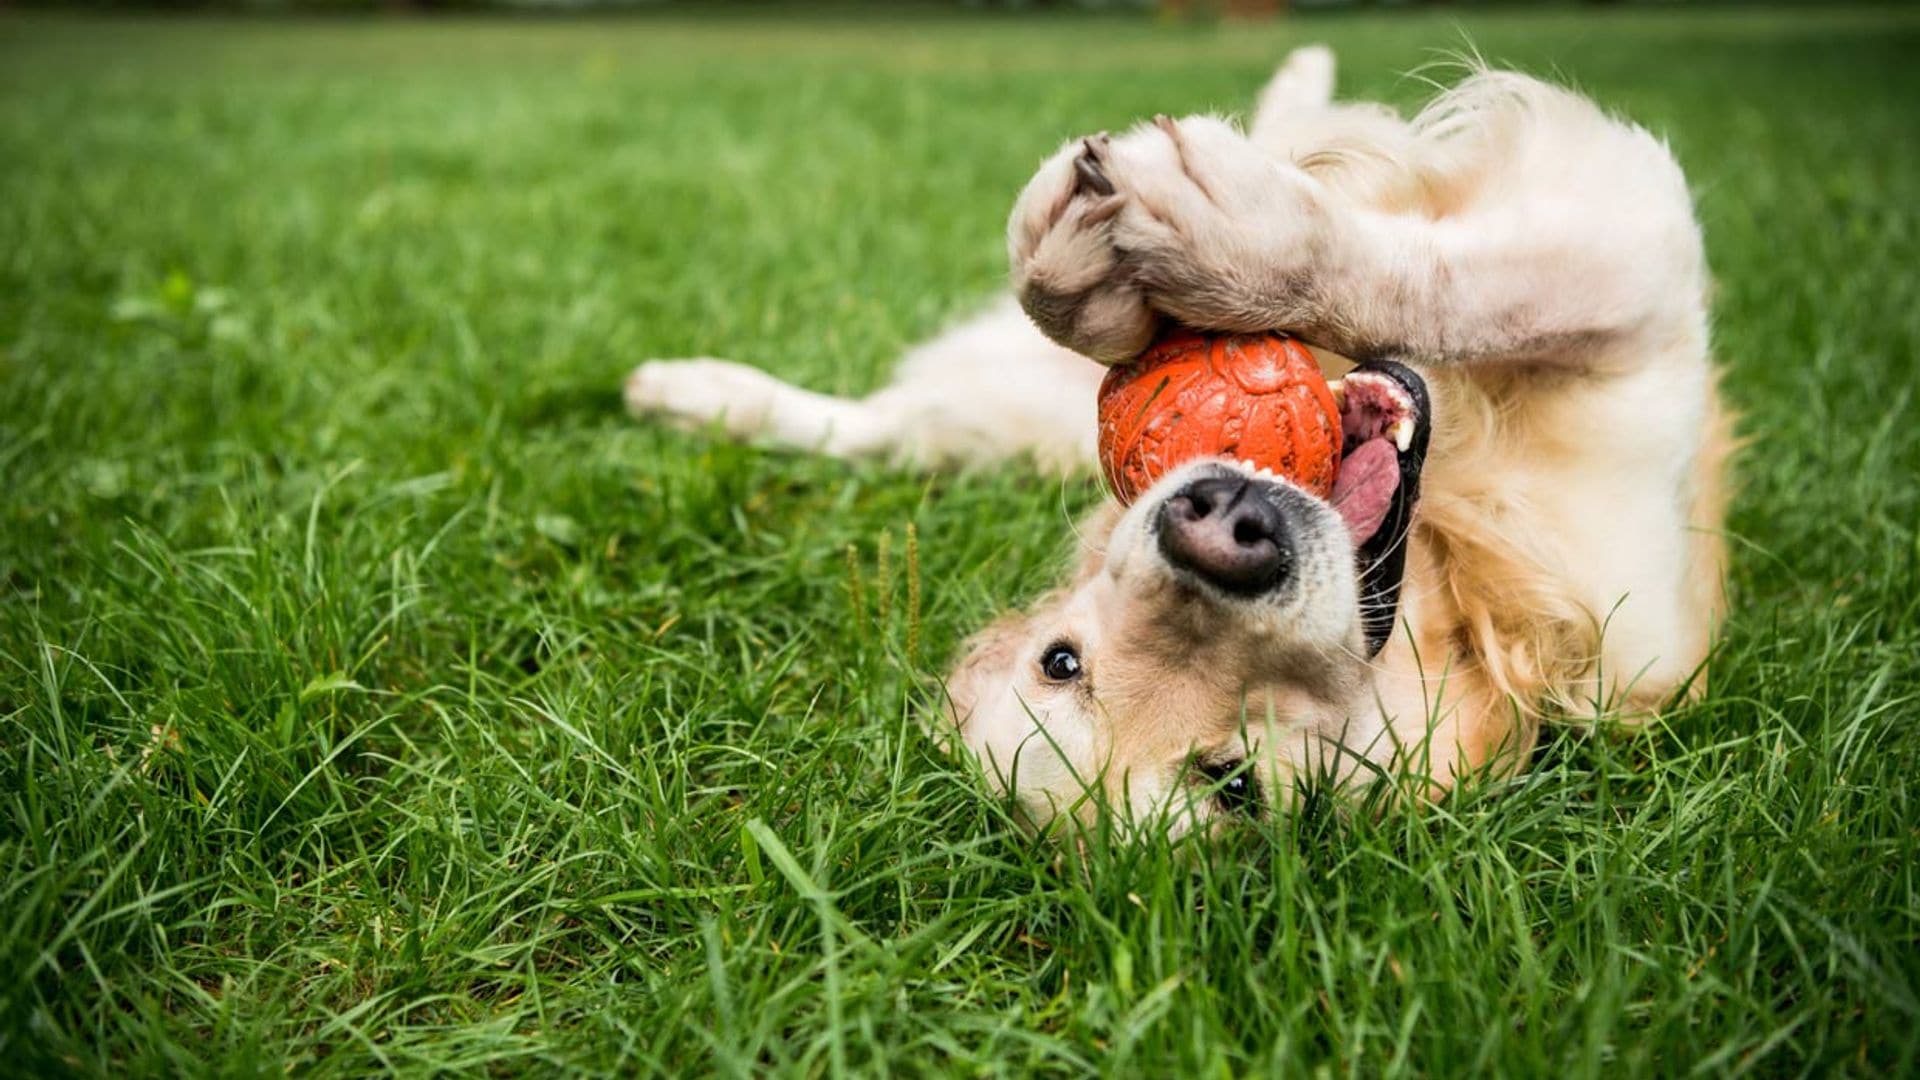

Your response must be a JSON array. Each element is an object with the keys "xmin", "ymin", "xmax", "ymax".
[{"xmin": 2, "ymin": 6, "xmax": 1918, "ymax": 1075}]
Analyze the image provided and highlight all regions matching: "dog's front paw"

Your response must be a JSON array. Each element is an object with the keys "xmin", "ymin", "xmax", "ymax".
[
  {"xmin": 1010, "ymin": 116, "xmax": 1328, "ymax": 361},
  {"xmin": 1108, "ymin": 115, "xmax": 1329, "ymax": 332},
  {"xmin": 1008, "ymin": 136, "xmax": 1158, "ymax": 365}
]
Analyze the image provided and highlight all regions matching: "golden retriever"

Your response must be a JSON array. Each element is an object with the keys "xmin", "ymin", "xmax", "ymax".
[{"xmin": 625, "ymin": 46, "xmax": 1734, "ymax": 836}]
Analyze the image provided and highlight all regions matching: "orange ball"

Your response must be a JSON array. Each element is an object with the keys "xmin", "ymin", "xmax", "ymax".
[{"xmin": 1097, "ymin": 332, "xmax": 1342, "ymax": 506}]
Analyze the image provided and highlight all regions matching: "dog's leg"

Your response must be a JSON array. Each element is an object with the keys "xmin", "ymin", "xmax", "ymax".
[
  {"xmin": 1248, "ymin": 45, "xmax": 1336, "ymax": 150},
  {"xmin": 626, "ymin": 300, "xmax": 1103, "ymax": 472},
  {"xmin": 625, "ymin": 358, "xmax": 894, "ymax": 458},
  {"xmin": 1011, "ymin": 74, "xmax": 1706, "ymax": 370}
]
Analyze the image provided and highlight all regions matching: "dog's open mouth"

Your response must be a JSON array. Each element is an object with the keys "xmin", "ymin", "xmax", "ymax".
[
  {"xmin": 1330, "ymin": 365, "xmax": 1425, "ymax": 546},
  {"xmin": 1328, "ymin": 360, "xmax": 1431, "ymax": 654}
]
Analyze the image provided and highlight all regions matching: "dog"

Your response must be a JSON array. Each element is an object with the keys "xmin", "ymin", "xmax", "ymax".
[{"xmin": 625, "ymin": 46, "xmax": 1734, "ymax": 836}]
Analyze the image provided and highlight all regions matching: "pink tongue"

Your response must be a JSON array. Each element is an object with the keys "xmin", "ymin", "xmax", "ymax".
[{"xmin": 1332, "ymin": 438, "xmax": 1400, "ymax": 544}]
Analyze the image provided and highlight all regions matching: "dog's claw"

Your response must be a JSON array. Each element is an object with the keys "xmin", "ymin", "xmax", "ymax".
[{"xmin": 1074, "ymin": 148, "xmax": 1115, "ymax": 197}]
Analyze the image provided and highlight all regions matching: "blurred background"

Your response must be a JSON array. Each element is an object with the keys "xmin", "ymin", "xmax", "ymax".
[{"xmin": 0, "ymin": 0, "xmax": 1848, "ymax": 12}]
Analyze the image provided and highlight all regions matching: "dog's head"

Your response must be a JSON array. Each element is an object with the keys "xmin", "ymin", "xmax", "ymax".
[{"xmin": 943, "ymin": 361, "xmax": 1430, "ymax": 836}]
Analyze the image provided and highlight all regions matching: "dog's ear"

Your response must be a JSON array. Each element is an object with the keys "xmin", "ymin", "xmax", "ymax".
[{"xmin": 1348, "ymin": 360, "xmax": 1431, "ymax": 657}]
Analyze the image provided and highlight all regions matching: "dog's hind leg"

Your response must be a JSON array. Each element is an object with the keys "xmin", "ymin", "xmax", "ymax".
[
  {"xmin": 1249, "ymin": 45, "xmax": 1336, "ymax": 148},
  {"xmin": 625, "ymin": 357, "xmax": 895, "ymax": 459},
  {"xmin": 626, "ymin": 299, "xmax": 1103, "ymax": 473}
]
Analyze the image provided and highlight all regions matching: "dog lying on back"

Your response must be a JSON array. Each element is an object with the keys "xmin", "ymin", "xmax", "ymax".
[{"xmin": 627, "ymin": 47, "xmax": 1733, "ymax": 835}]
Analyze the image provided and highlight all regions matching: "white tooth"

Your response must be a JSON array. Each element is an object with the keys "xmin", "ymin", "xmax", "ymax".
[
  {"xmin": 1391, "ymin": 418, "xmax": 1415, "ymax": 452},
  {"xmin": 1328, "ymin": 379, "xmax": 1346, "ymax": 408}
]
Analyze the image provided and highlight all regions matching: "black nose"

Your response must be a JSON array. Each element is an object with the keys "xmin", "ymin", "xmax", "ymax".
[{"xmin": 1157, "ymin": 476, "xmax": 1295, "ymax": 595}]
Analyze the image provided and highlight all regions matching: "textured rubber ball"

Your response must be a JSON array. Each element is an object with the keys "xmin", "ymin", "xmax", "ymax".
[{"xmin": 1097, "ymin": 332, "xmax": 1343, "ymax": 505}]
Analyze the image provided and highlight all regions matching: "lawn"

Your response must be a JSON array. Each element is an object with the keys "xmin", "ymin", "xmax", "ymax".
[{"xmin": 2, "ymin": 5, "xmax": 1918, "ymax": 1075}]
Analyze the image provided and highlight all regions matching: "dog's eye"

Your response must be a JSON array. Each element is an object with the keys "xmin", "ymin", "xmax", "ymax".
[
  {"xmin": 1196, "ymin": 758, "xmax": 1263, "ymax": 817},
  {"xmin": 1038, "ymin": 641, "xmax": 1081, "ymax": 682}
]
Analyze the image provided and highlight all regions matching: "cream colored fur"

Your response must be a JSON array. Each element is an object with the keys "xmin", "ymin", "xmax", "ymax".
[{"xmin": 626, "ymin": 47, "xmax": 1732, "ymax": 835}]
